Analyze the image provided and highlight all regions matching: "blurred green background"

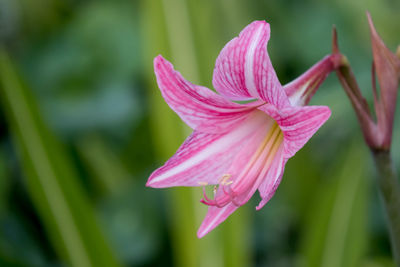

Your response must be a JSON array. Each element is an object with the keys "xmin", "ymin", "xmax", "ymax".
[{"xmin": 0, "ymin": 0, "xmax": 399, "ymax": 266}]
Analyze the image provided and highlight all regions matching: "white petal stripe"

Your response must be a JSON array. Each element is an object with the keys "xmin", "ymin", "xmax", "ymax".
[{"xmin": 244, "ymin": 24, "xmax": 264, "ymax": 99}]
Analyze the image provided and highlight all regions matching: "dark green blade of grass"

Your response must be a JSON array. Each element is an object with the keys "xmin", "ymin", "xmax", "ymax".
[{"xmin": 0, "ymin": 50, "xmax": 122, "ymax": 267}]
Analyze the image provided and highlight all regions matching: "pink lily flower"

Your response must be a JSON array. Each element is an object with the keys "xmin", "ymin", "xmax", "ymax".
[{"xmin": 147, "ymin": 21, "xmax": 339, "ymax": 238}]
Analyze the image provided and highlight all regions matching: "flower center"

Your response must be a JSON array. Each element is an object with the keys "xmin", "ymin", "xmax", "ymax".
[{"xmin": 201, "ymin": 121, "xmax": 284, "ymax": 208}]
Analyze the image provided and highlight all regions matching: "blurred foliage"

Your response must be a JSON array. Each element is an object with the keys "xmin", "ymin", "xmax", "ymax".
[
  {"xmin": 0, "ymin": 0, "xmax": 399, "ymax": 266},
  {"xmin": 0, "ymin": 50, "xmax": 121, "ymax": 267}
]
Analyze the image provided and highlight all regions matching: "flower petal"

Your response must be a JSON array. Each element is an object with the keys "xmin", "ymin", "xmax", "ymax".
[
  {"xmin": 197, "ymin": 202, "xmax": 239, "ymax": 238},
  {"xmin": 147, "ymin": 110, "xmax": 270, "ymax": 188},
  {"xmin": 212, "ymin": 21, "xmax": 289, "ymax": 108},
  {"xmin": 256, "ymin": 155, "xmax": 286, "ymax": 210},
  {"xmin": 284, "ymin": 54, "xmax": 340, "ymax": 106},
  {"xmin": 259, "ymin": 104, "xmax": 331, "ymax": 158},
  {"xmin": 154, "ymin": 55, "xmax": 258, "ymax": 134}
]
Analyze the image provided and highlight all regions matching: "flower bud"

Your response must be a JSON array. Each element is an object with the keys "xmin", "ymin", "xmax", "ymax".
[{"xmin": 334, "ymin": 13, "xmax": 400, "ymax": 151}]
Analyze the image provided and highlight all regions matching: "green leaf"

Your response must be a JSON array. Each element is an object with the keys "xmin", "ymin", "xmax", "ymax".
[
  {"xmin": 77, "ymin": 134, "xmax": 129, "ymax": 196},
  {"xmin": 0, "ymin": 50, "xmax": 122, "ymax": 267},
  {"xmin": 299, "ymin": 142, "xmax": 369, "ymax": 267}
]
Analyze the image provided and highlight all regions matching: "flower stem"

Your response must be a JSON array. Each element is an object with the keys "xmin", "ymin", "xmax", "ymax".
[{"xmin": 371, "ymin": 149, "xmax": 400, "ymax": 266}]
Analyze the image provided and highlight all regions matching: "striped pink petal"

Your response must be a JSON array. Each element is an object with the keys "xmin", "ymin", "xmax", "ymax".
[
  {"xmin": 259, "ymin": 104, "xmax": 331, "ymax": 158},
  {"xmin": 154, "ymin": 55, "xmax": 258, "ymax": 134},
  {"xmin": 256, "ymin": 156, "xmax": 286, "ymax": 210},
  {"xmin": 212, "ymin": 21, "xmax": 289, "ymax": 108},
  {"xmin": 147, "ymin": 110, "xmax": 270, "ymax": 188},
  {"xmin": 197, "ymin": 201, "xmax": 239, "ymax": 238},
  {"xmin": 284, "ymin": 54, "xmax": 340, "ymax": 106}
]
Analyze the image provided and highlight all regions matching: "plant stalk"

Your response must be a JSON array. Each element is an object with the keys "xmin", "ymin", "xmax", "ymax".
[{"xmin": 371, "ymin": 149, "xmax": 400, "ymax": 266}]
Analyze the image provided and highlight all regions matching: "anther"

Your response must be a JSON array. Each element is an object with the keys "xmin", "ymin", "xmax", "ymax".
[{"xmin": 218, "ymin": 174, "xmax": 232, "ymax": 185}]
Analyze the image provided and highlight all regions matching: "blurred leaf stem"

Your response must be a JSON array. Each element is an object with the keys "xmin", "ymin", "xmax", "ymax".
[
  {"xmin": 371, "ymin": 150, "xmax": 400, "ymax": 266},
  {"xmin": 0, "ymin": 50, "xmax": 122, "ymax": 267}
]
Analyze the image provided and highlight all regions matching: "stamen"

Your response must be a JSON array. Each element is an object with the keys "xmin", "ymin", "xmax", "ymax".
[
  {"xmin": 202, "ymin": 185, "xmax": 213, "ymax": 203},
  {"xmin": 222, "ymin": 183, "xmax": 233, "ymax": 197},
  {"xmin": 223, "ymin": 186, "xmax": 242, "ymax": 207},
  {"xmin": 215, "ymin": 196, "xmax": 230, "ymax": 208},
  {"xmin": 218, "ymin": 174, "xmax": 232, "ymax": 185},
  {"xmin": 200, "ymin": 176, "xmax": 233, "ymax": 207},
  {"xmin": 200, "ymin": 198, "xmax": 214, "ymax": 206}
]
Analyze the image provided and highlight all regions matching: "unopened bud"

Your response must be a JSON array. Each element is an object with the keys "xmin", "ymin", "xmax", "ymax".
[{"xmin": 367, "ymin": 12, "xmax": 399, "ymax": 149}]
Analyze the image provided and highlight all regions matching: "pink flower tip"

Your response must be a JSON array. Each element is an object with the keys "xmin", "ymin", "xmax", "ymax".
[
  {"xmin": 154, "ymin": 54, "xmax": 165, "ymax": 66},
  {"xmin": 197, "ymin": 229, "xmax": 207, "ymax": 238}
]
